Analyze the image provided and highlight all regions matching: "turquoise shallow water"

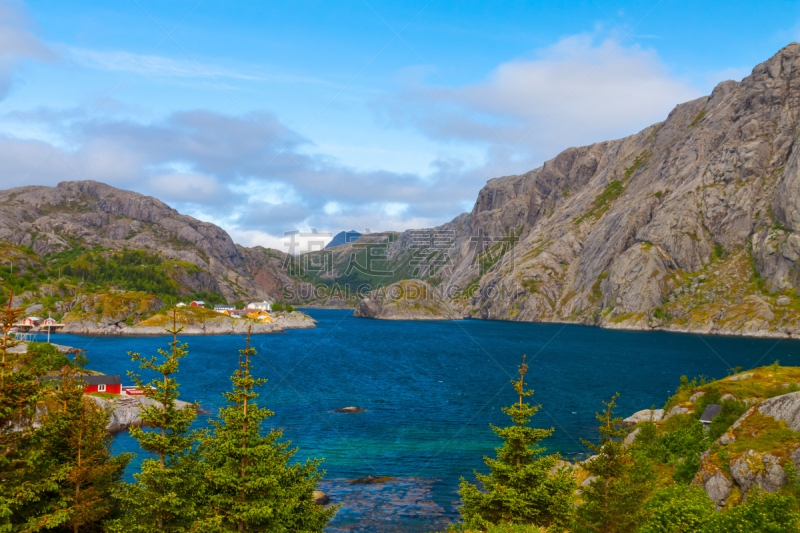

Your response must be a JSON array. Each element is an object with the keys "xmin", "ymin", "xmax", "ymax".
[{"xmin": 52, "ymin": 310, "xmax": 800, "ymax": 531}]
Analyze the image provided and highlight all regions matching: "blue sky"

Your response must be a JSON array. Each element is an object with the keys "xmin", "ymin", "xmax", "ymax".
[{"xmin": 0, "ymin": 0, "xmax": 798, "ymax": 249}]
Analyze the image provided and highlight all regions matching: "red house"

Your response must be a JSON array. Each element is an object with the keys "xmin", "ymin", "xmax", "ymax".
[
  {"xmin": 23, "ymin": 317, "xmax": 41, "ymax": 326},
  {"xmin": 81, "ymin": 375, "xmax": 122, "ymax": 394},
  {"xmin": 190, "ymin": 301, "xmax": 205, "ymax": 307},
  {"xmin": 43, "ymin": 374, "xmax": 122, "ymax": 395}
]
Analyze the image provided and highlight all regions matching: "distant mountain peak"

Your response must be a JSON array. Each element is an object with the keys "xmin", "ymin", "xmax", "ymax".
[{"xmin": 325, "ymin": 230, "xmax": 362, "ymax": 249}]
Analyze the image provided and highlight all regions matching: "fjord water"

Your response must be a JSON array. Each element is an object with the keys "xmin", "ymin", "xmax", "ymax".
[{"xmin": 55, "ymin": 310, "xmax": 800, "ymax": 532}]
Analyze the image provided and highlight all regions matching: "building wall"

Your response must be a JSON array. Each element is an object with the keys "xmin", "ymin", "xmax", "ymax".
[{"xmin": 84, "ymin": 384, "xmax": 121, "ymax": 394}]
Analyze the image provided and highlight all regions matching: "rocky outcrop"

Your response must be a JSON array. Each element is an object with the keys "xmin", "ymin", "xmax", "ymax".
[
  {"xmin": 622, "ymin": 408, "xmax": 664, "ymax": 426},
  {"xmin": 756, "ymin": 391, "xmax": 800, "ymax": 431},
  {"xmin": 729, "ymin": 451, "xmax": 788, "ymax": 494},
  {"xmin": 354, "ymin": 279, "xmax": 461, "ymax": 320},
  {"xmin": 87, "ymin": 395, "xmax": 196, "ymax": 433},
  {"xmin": 61, "ymin": 291, "xmax": 166, "ymax": 333}
]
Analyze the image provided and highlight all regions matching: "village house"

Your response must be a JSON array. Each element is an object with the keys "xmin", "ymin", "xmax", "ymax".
[
  {"xmin": 22, "ymin": 316, "xmax": 42, "ymax": 326},
  {"xmin": 246, "ymin": 300, "xmax": 273, "ymax": 312},
  {"xmin": 214, "ymin": 304, "xmax": 235, "ymax": 312},
  {"xmin": 42, "ymin": 374, "xmax": 122, "ymax": 395},
  {"xmin": 190, "ymin": 301, "xmax": 205, "ymax": 307}
]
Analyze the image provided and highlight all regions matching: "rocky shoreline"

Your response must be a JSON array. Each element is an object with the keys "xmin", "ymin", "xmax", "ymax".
[
  {"xmin": 88, "ymin": 395, "xmax": 202, "ymax": 434},
  {"xmin": 42, "ymin": 310, "xmax": 317, "ymax": 336}
]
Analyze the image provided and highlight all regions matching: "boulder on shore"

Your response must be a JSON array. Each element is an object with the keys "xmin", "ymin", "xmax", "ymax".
[{"xmin": 312, "ymin": 490, "xmax": 330, "ymax": 505}]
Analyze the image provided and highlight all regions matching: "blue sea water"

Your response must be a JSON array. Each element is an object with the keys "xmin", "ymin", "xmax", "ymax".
[{"xmin": 52, "ymin": 310, "xmax": 800, "ymax": 532}]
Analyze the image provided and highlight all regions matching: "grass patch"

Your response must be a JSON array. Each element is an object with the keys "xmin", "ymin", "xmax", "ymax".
[{"xmin": 689, "ymin": 107, "xmax": 706, "ymax": 128}]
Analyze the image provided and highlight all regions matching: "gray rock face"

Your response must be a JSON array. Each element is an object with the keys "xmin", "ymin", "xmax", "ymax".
[
  {"xmin": 623, "ymin": 427, "xmax": 641, "ymax": 447},
  {"xmin": 622, "ymin": 408, "xmax": 664, "ymax": 426},
  {"xmin": 665, "ymin": 405, "xmax": 690, "ymax": 419},
  {"xmin": 730, "ymin": 451, "xmax": 788, "ymax": 494},
  {"xmin": 757, "ymin": 391, "xmax": 800, "ymax": 431}
]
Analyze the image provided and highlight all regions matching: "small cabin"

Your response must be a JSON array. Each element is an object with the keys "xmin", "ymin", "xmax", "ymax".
[
  {"xmin": 42, "ymin": 374, "xmax": 122, "ymax": 395},
  {"xmin": 190, "ymin": 301, "xmax": 205, "ymax": 307},
  {"xmin": 699, "ymin": 404, "xmax": 723, "ymax": 431},
  {"xmin": 43, "ymin": 317, "xmax": 57, "ymax": 325},
  {"xmin": 175, "ymin": 302, "xmax": 187, "ymax": 308},
  {"xmin": 23, "ymin": 317, "xmax": 42, "ymax": 326}
]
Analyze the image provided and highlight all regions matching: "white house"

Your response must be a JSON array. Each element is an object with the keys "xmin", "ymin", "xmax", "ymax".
[
  {"xmin": 175, "ymin": 302, "xmax": 187, "ymax": 308},
  {"xmin": 247, "ymin": 300, "xmax": 273, "ymax": 311}
]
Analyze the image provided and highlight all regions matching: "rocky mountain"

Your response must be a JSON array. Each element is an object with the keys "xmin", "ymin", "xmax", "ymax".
[
  {"xmin": 338, "ymin": 43, "xmax": 800, "ymax": 337},
  {"xmin": 0, "ymin": 180, "xmax": 309, "ymax": 303}
]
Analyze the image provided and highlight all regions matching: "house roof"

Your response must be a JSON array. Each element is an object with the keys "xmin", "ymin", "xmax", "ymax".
[
  {"xmin": 191, "ymin": 301, "xmax": 205, "ymax": 305},
  {"xmin": 699, "ymin": 404, "xmax": 723, "ymax": 423},
  {"xmin": 42, "ymin": 374, "xmax": 122, "ymax": 386}
]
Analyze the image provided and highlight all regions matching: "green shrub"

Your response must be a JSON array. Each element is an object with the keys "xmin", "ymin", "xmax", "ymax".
[
  {"xmin": 699, "ymin": 489, "xmax": 800, "ymax": 532},
  {"xmin": 636, "ymin": 418, "xmax": 707, "ymax": 485},
  {"xmin": 639, "ymin": 485, "xmax": 715, "ymax": 533},
  {"xmin": 27, "ymin": 342, "xmax": 72, "ymax": 371},
  {"xmin": 764, "ymin": 382, "xmax": 800, "ymax": 399}
]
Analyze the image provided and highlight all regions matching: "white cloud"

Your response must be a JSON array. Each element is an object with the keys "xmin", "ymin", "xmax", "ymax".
[{"xmin": 382, "ymin": 33, "xmax": 702, "ymax": 167}]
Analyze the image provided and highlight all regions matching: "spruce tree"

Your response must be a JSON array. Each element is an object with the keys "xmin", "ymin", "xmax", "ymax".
[
  {"xmin": 36, "ymin": 365, "xmax": 130, "ymax": 532},
  {"xmin": 0, "ymin": 292, "xmax": 60, "ymax": 532},
  {"xmin": 456, "ymin": 355, "xmax": 576, "ymax": 531},
  {"xmin": 574, "ymin": 394, "xmax": 655, "ymax": 533},
  {"xmin": 195, "ymin": 330, "xmax": 334, "ymax": 532},
  {"xmin": 109, "ymin": 311, "xmax": 201, "ymax": 532}
]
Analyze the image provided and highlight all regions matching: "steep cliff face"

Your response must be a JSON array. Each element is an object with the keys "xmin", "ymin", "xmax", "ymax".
[
  {"xmin": 444, "ymin": 42, "xmax": 800, "ymax": 336},
  {"xmin": 0, "ymin": 180, "xmax": 306, "ymax": 302},
  {"xmin": 350, "ymin": 43, "xmax": 800, "ymax": 337}
]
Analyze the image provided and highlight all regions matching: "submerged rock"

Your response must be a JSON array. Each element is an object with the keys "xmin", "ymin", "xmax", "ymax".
[
  {"xmin": 349, "ymin": 475, "xmax": 394, "ymax": 485},
  {"xmin": 334, "ymin": 406, "xmax": 366, "ymax": 413}
]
